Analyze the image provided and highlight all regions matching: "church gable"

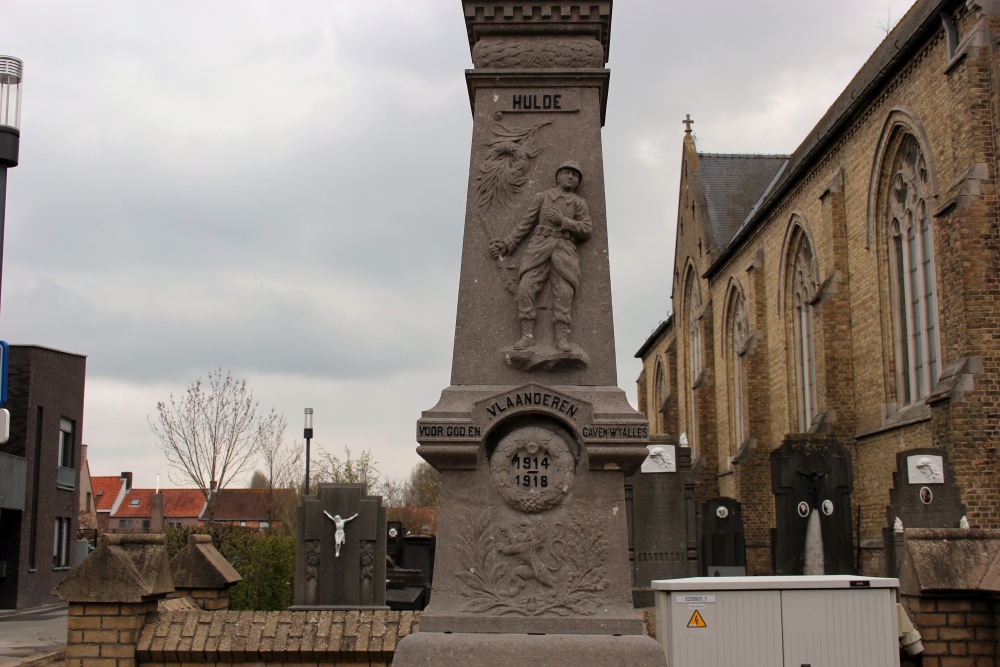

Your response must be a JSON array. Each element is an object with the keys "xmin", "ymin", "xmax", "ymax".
[{"xmin": 698, "ymin": 153, "xmax": 788, "ymax": 254}]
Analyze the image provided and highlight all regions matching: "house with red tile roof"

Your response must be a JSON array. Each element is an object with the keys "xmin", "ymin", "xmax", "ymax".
[
  {"xmin": 110, "ymin": 488, "xmax": 206, "ymax": 533},
  {"xmin": 91, "ymin": 472, "xmax": 132, "ymax": 534},
  {"xmin": 209, "ymin": 488, "xmax": 297, "ymax": 532}
]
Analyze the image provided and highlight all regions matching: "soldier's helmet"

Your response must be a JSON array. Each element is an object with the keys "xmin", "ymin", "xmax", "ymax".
[{"xmin": 555, "ymin": 160, "xmax": 583, "ymax": 184}]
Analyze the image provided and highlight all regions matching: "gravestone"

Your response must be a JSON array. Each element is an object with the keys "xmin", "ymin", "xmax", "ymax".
[
  {"xmin": 393, "ymin": 2, "xmax": 665, "ymax": 664},
  {"xmin": 770, "ymin": 435, "xmax": 855, "ymax": 575},
  {"xmin": 701, "ymin": 497, "xmax": 747, "ymax": 576},
  {"xmin": 292, "ymin": 483, "xmax": 387, "ymax": 609},
  {"xmin": 624, "ymin": 435, "xmax": 697, "ymax": 607},
  {"xmin": 883, "ymin": 448, "xmax": 966, "ymax": 577}
]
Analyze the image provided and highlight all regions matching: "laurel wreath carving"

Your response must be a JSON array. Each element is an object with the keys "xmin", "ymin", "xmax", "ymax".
[
  {"xmin": 454, "ymin": 507, "xmax": 609, "ymax": 616},
  {"xmin": 473, "ymin": 38, "xmax": 604, "ymax": 69},
  {"xmin": 475, "ymin": 120, "xmax": 552, "ymax": 211}
]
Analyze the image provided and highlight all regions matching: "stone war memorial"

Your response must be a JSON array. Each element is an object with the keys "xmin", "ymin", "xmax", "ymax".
[{"xmin": 395, "ymin": 2, "xmax": 666, "ymax": 664}]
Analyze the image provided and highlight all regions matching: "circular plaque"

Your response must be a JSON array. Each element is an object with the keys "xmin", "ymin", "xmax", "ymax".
[{"xmin": 490, "ymin": 425, "xmax": 576, "ymax": 513}]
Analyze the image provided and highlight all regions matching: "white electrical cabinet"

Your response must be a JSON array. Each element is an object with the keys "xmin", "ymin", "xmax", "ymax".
[{"xmin": 652, "ymin": 575, "xmax": 899, "ymax": 667}]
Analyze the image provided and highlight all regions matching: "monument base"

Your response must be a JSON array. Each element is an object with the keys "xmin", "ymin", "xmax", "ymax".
[{"xmin": 393, "ymin": 632, "xmax": 666, "ymax": 666}]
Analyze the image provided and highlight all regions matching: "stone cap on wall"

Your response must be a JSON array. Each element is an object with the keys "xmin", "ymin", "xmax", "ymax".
[
  {"xmin": 898, "ymin": 528, "xmax": 1000, "ymax": 596},
  {"xmin": 137, "ymin": 609, "xmax": 420, "ymax": 662},
  {"xmin": 170, "ymin": 534, "xmax": 242, "ymax": 589},
  {"xmin": 53, "ymin": 533, "xmax": 174, "ymax": 603}
]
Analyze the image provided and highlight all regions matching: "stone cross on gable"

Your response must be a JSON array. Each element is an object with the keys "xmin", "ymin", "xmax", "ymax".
[{"xmin": 682, "ymin": 114, "xmax": 694, "ymax": 133}]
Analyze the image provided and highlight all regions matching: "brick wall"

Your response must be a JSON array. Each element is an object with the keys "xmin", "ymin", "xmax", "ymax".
[{"xmin": 902, "ymin": 596, "xmax": 998, "ymax": 666}]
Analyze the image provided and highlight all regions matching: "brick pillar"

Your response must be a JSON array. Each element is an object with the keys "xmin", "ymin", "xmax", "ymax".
[
  {"xmin": 66, "ymin": 600, "xmax": 158, "ymax": 667},
  {"xmin": 897, "ymin": 528, "xmax": 1000, "ymax": 666},
  {"xmin": 53, "ymin": 534, "xmax": 174, "ymax": 667}
]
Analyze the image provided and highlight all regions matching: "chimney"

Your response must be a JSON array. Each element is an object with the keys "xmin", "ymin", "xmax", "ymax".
[
  {"xmin": 150, "ymin": 492, "xmax": 165, "ymax": 533},
  {"xmin": 121, "ymin": 471, "xmax": 133, "ymax": 490}
]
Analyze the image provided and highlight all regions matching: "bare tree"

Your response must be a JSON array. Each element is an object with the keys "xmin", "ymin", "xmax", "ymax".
[
  {"xmin": 149, "ymin": 367, "xmax": 280, "ymax": 519},
  {"xmin": 253, "ymin": 415, "xmax": 302, "ymax": 532},
  {"xmin": 379, "ymin": 475, "xmax": 409, "ymax": 508},
  {"xmin": 312, "ymin": 445, "xmax": 382, "ymax": 493},
  {"xmin": 257, "ymin": 413, "xmax": 301, "ymax": 490},
  {"xmin": 405, "ymin": 462, "xmax": 441, "ymax": 508}
]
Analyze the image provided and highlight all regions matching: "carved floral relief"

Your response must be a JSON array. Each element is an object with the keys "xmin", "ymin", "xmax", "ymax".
[{"xmin": 455, "ymin": 507, "xmax": 609, "ymax": 617}]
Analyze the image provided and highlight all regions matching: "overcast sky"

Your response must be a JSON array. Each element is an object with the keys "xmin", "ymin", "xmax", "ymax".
[{"xmin": 1, "ymin": 0, "xmax": 917, "ymax": 488}]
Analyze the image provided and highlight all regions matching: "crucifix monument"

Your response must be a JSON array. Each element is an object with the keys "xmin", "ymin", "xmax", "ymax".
[
  {"xmin": 394, "ymin": 2, "xmax": 665, "ymax": 664},
  {"xmin": 292, "ymin": 483, "xmax": 386, "ymax": 609}
]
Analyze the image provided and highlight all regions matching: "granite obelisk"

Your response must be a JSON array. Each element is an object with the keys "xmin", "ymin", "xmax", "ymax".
[{"xmin": 394, "ymin": 2, "xmax": 665, "ymax": 664}]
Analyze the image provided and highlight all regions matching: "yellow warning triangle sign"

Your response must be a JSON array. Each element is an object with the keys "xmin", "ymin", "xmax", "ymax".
[{"xmin": 687, "ymin": 610, "xmax": 707, "ymax": 628}]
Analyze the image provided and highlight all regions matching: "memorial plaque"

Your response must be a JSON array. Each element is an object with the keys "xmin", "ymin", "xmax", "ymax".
[
  {"xmin": 883, "ymin": 448, "xmax": 966, "ymax": 576},
  {"xmin": 394, "ymin": 2, "xmax": 666, "ymax": 664},
  {"xmin": 770, "ymin": 435, "xmax": 855, "ymax": 575},
  {"xmin": 624, "ymin": 435, "xmax": 696, "ymax": 608},
  {"xmin": 701, "ymin": 498, "xmax": 747, "ymax": 577}
]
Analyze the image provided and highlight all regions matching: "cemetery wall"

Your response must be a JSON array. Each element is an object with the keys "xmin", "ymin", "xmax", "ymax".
[{"xmin": 639, "ymin": 0, "xmax": 1000, "ymax": 575}]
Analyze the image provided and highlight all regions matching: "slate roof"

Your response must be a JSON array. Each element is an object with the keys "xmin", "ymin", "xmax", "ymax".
[
  {"xmin": 92, "ymin": 476, "xmax": 127, "ymax": 512},
  {"xmin": 707, "ymin": 0, "xmax": 957, "ymax": 277},
  {"xmin": 698, "ymin": 153, "xmax": 787, "ymax": 251},
  {"xmin": 210, "ymin": 488, "xmax": 297, "ymax": 522},
  {"xmin": 114, "ymin": 488, "xmax": 207, "ymax": 519},
  {"xmin": 634, "ymin": 315, "xmax": 673, "ymax": 359}
]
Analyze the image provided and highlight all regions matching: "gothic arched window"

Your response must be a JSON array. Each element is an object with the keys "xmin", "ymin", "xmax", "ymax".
[
  {"xmin": 888, "ymin": 135, "xmax": 940, "ymax": 404},
  {"xmin": 654, "ymin": 358, "xmax": 667, "ymax": 432},
  {"xmin": 791, "ymin": 235, "xmax": 818, "ymax": 432},
  {"xmin": 686, "ymin": 271, "xmax": 702, "ymax": 453},
  {"xmin": 730, "ymin": 290, "xmax": 749, "ymax": 448}
]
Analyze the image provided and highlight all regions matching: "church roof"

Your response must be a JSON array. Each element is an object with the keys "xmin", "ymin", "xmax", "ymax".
[
  {"xmin": 698, "ymin": 153, "xmax": 787, "ymax": 251},
  {"xmin": 706, "ymin": 0, "xmax": 957, "ymax": 278}
]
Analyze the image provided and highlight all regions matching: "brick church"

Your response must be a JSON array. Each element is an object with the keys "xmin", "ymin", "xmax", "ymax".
[{"xmin": 635, "ymin": 0, "xmax": 1000, "ymax": 576}]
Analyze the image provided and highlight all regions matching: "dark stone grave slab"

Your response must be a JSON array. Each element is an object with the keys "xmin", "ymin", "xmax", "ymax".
[
  {"xmin": 624, "ymin": 435, "xmax": 696, "ymax": 607},
  {"xmin": 701, "ymin": 497, "xmax": 747, "ymax": 577},
  {"xmin": 292, "ymin": 483, "xmax": 386, "ymax": 609},
  {"xmin": 883, "ymin": 448, "xmax": 966, "ymax": 577},
  {"xmin": 770, "ymin": 435, "xmax": 855, "ymax": 575}
]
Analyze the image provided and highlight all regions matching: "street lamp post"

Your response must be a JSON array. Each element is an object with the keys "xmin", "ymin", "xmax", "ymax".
[
  {"xmin": 304, "ymin": 408, "xmax": 313, "ymax": 496},
  {"xmin": 0, "ymin": 56, "xmax": 23, "ymax": 319}
]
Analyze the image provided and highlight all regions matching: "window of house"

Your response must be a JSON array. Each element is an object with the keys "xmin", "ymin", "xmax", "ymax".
[
  {"xmin": 120, "ymin": 519, "xmax": 134, "ymax": 532},
  {"xmin": 85, "ymin": 492, "xmax": 91, "ymax": 512},
  {"xmin": 888, "ymin": 134, "xmax": 940, "ymax": 404},
  {"xmin": 58, "ymin": 419, "xmax": 74, "ymax": 468},
  {"xmin": 130, "ymin": 498, "xmax": 140, "ymax": 507},
  {"xmin": 166, "ymin": 520, "xmax": 182, "ymax": 529},
  {"xmin": 731, "ymin": 291, "xmax": 749, "ymax": 449},
  {"xmin": 792, "ymin": 235, "xmax": 819, "ymax": 431},
  {"xmin": 53, "ymin": 517, "xmax": 71, "ymax": 568}
]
